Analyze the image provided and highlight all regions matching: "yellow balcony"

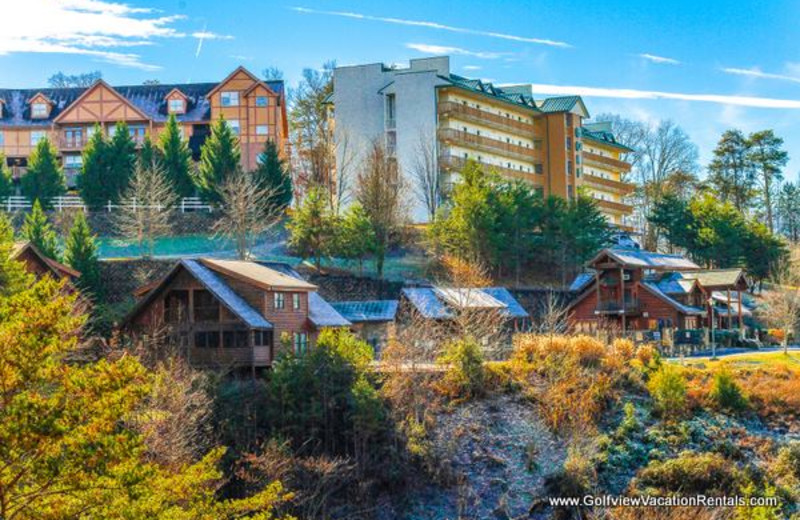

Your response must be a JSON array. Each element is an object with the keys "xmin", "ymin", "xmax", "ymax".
[
  {"xmin": 582, "ymin": 150, "xmax": 632, "ymax": 172},
  {"xmin": 596, "ymin": 198, "xmax": 634, "ymax": 215},
  {"xmin": 438, "ymin": 127, "xmax": 542, "ymax": 164},
  {"xmin": 582, "ymin": 173, "xmax": 636, "ymax": 195},
  {"xmin": 438, "ymin": 101, "xmax": 539, "ymax": 137},
  {"xmin": 440, "ymin": 153, "xmax": 544, "ymax": 184}
]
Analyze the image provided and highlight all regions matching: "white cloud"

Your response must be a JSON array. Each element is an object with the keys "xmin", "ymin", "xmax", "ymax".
[
  {"xmin": 528, "ymin": 83, "xmax": 800, "ymax": 109},
  {"xmin": 406, "ymin": 43, "xmax": 507, "ymax": 59},
  {"xmin": 721, "ymin": 66, "xmax": 800, "ymax": 84},
  {"xmin": 191, "ymin": 32, "xmax": 234, "ymax": 40},
  {"xmin": 638, "ymin": 53, "xmax": 680, "ymax": 65},
  {"xmin": 0, "ymin": 0, "xmax": 231, "ymax": 70},
  {"xmin": 292, "ymin": 6, "xmax": 571, "ymax": 48},
  {"xmin": 462, "ymin": 65, "xmax": 482, "ymax": 71}
]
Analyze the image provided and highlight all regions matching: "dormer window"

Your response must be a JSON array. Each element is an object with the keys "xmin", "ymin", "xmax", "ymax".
[
  {"xmin": 168, "ymin": 98, "xmax": 185, "ymax": 114},
  {"xmin": 32, "ymin": 103, "xmax": 48, "ymax": 118},
  {"xmin": 255, "ymin": 96, "xmax": 268, "ymax": 107},
  {"xmin": 221, "ymin": 91, "xmax": 239, "ymax": 107}
]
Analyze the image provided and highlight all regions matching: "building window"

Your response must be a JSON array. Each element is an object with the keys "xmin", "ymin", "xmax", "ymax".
[
  {"xmin": 194, "ymin": 290, "xmax": 220, "ymax": 322},
  {"xmin": 385, "ymin": 94, "xmax": 396, "ymax": 128},
  {"xmin": 129, "ymin": 125, "xmax": 147, "ymax": 143},
  {"xmin": 227, "ymin": 119, "xmax": 240, "ymax": 136},
  {"xmin": 221, "ymin": 91, "xmax": 239, "ymax": 107},
  {"xmin": 194, "ymin": 331, "xmax": 220, "ymax": 349},
  {"xmin": 293, "ymin": 332, "xmax": 309, "ymax": 354},
  {"xmin": 566, "ymin": 137, "xmax": 572, "ymax": 150},
  {"xmin": 534, "ymin": 163, "xmax": 544, "ymax": 174},
  {"xmin": 254, "ymin": 330, "xmax": 272, "ymax": 347},
  {"xmin": 274, "ymin": 292, "xmax": 285, "ymax": 310},
  {"xmin": 292, "ymin": 293, "xmax": 300, "ymax": 310},
  {"xmin": 256, "ymin": 96, "xmax": 268, "ymax": 107},
  {"xmin": 30, "ymin": 131, "xmax": 46, "ymax": 146},
  {"xmin": 31, "ymin": 103, "xmax": 48, "ymax": 118},
  {"xmin": 168, "ymin": 99, "xmax": 185, "ymax": 113},
  {"xmin": 63, "ymin": 155, "xmax": 83, "ymax": 169},
  {"xmin": 567, "ymin": 160, "xmax": 573, "ymax": 175},
  {"xmin": 256, "ymin": 125, "xmax": 269, "ymax": 136},
  {"xmin": 223, "ymin": 330, "xmax": 249, "ymax": 348}
]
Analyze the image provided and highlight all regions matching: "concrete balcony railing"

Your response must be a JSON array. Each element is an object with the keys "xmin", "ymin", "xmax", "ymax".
[
  {"xmin": 438, "ymin": 101, "xmax": 538, "ymax": 136},
  {"xmin": 582, "ymin": 173, "xmax": 636, "ymax": 195},
  {"xmin": 582, "ymin": 150, "xmax": 632, "ymax": 172},
  {"xmin": 596, "ymin": 198, "xmax": 635, "ymax": 215},
  {"xmin": 439, "ymin": 153, "xmax": 544, "ymax": 183},
  {"xmin": 438, "ymin": 127, "xmax": 541, "ymax": 164}
]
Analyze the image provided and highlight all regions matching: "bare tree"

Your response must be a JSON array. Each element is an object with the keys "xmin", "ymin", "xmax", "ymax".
[
  {"xmin": 356, "ymin": 142, "xmax": 407, "ymax": 278},
  {"xmin": 409, "ymin": 131, "xmax": 441, "ymax": 221},
  {"xmin": 759, "ymin": 247, "xmax": 800, "ymax": 354},
  {"xmin": 330, "ymin": 131, "xmax": 356, "ymax": 215},
  {"xmin": 535, "ymin": 290, "xmax": 570, "ymax": 336},
  {"xmin": 597, "ymin": 115, "xmax": 699, "ymax": 249},
  {"xmin": 115, "ymin": 161, "xmax": 176, "ymax": 258},
  {"xmin": 213, "ymin": 169, "xmax": 283, "ymax": 260},
  {"xmin": 290, "ymin": 62, "xmax": 335, "ymax": 194}
]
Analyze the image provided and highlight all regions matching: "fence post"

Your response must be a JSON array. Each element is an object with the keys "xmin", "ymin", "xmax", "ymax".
[{"xmin": 107, "ymin": 200, "xmax": 112, "ymax": 212}]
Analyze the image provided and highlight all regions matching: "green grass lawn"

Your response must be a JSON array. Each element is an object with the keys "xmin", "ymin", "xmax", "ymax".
[
  {"xmin": 97, "ymin": 234, "xmax": 428, "ymax": 281},
  {"xmin": 677, "ymin": 351, "xmax": 800, "ymax": 369}
]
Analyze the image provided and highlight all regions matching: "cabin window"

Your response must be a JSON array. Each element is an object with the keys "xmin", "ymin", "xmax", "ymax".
[
  {"xmin": 292, "ymin": 293, "xmax": 300, "ymax": 310},
  {"xmin": 63, "ymin": 155, "xmax": 82, "ymax": 169},
  {"xmin": 194, "ymin": 290, "xmax": 220, "ymax": 322},
  {"xmin": 129, "ymin": 125, "xmax": 147, "ymax": 143},
  {"xmin": 227, "ymin": 119, "xmax": 240, "ymax": 136},
  {"xmin": 255, "ymin": 96, "xmax": 268, "ymax": 107},
  {"xmin": 274, "ymin": 292, "xmax": 285, "ymax": 310},
  {"xmin": 221, "ymin": 91, "xmax": 239, "ymax": 107},
  {"xmin": 164, "ymin": 289, "xmax": 189, "ymax": 323},
  {"xmin": 223, "ymin": 330, "xmax": 249, "ymax": 348},
  {"xmin": 32, "ymin": 103, "xmax": 48, "ymax": 118},
  {"xmin": 195, "ymin": 331, "xmax": 220, "ymax": 348},
  {"xmin": 254, "ymin": 330, "xmax": 272, "ymax": 347},
  {"xmin": 256, "ymin": 125, "xmax": 268, "ymax": 136},
  {"xmin": 168, "ymin": 99, "xmax": 185, "ymax": 113},
  {"xmin": 293, "ymin": 332, "xmax": 309, "ymax": 355},
  {"xmin": 30, "ymin": 131, "xmax": 46, "ymax": 146}
]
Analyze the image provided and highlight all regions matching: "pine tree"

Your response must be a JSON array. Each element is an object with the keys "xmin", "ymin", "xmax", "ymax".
[
  {"xmin": 159, "ymin": 113, "xmax": 195, "ymax": 197},
  {"xmin": 197, "ymin": 117, "xmax": 241, "ymax": 204},
  {"xmin": 21, "ymin": 137, "xmax": 66, "ymax": 207},
  {"xmin": 78, "ymin": 125, "xmax": 114, "ymax": 208},
  {"xmin": 707, "ymin": 129, "xmax": 755, "ymax": 214},
  {"xmin": 0, "ymin": 152, "xmax": 13, "ymax": 199},
  {"xmin": 334, "ymin": 203, "xmax": 376, "ymax": 275},
  {"xmin": 253, "ymin": 140, "xmax": 292, "ymax": 212},
  {"xmin": 748, "ymin": 130, "xmax": 788, "ymax": 233},
  {"xmin": 0, "ymin": 213, "xmax": 30, "ymax": 296},
  {"xmin": 21, "ymin": 199, "xmax": 60, "ymax": 261},
  {"xmin": 287, "ymin": 184, "xmax": 335, "ymax": 270},
  {"xmin": 107, "ymin": 121, "xmax": 137, "ymax": 202},
  {"xmin": 64, "ymin": 211, "xmax": 101, "ymax": 296}
]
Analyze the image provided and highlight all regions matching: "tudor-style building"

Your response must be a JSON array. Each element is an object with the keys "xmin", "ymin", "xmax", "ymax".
[
  {"xmin": 568, "ymin": 248, "xmax": 751, "ymax": 334},
  {"xmin": 0, "ymin": 66, "xmax": 288, "ymax": 187},
  {"xmin": 123, "ymin": 259, "xmax": 350, "ymax": 371}
]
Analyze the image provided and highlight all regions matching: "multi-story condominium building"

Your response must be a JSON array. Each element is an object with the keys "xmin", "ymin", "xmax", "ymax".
[
  {"xmin": 0, "ymin": 66, "xmax": 288, "ymax": 188},
  {"xmin": 331, "ymin": 56, "xmax": 634, "ymax": 226}
]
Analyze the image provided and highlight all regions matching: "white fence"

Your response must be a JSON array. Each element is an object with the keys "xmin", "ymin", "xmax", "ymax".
[{"xmin": 1, "ymin": 196, "xmax": 213, "ymax": 213}]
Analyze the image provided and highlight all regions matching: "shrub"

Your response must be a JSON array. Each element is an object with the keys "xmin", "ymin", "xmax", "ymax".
[
  {"xmin": 545, "ymin": 443, "xmax": 597, "ymax": 499},
  {"xmin": 436, "ymin": 336, "xmax": 486, "ymax": 400},
  {"xmin": 634, "ymin": 451, "xmax": 742, "ymax": 495},
  {"xmin": 571, "ymin": 335, "xmax": 606, "ymax": 368},
  {"xmin": 612, "ymin": 338, "xmax": 636, "ymax": 360},
  {"xmin": 648, "ymin": 365, "xmax": 688, "ymax": 420},
  {"xmin": 635, "ymin": 344, "xmax": 661, "ymax": 369},
  {"xmin": 710, "ymin": 369, "xmax": 749, "ymax": 413},
  {"xmin": 615, "ymin": 402, "xmax": 641, "ymax": 440}
]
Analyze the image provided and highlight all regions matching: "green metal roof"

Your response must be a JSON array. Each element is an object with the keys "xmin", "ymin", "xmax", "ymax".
[
  {"xmin": 440, "ymin": 74, "xmax": 542, "ymax": 112},
  {"xmin": 579, "ymin": 127, "xmax": 635, "ymax": 153},
  {"xmin": 537, "ymin": 96, "xmax": 586, "ymax": 114}
]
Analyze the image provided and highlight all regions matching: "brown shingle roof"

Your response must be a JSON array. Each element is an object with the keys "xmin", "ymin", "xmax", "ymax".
[{"xmin": 199, "ymin": 259, "xmax": 317, "ymax": 291}]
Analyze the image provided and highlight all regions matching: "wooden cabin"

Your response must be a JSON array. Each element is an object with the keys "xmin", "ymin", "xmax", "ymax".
[
  {"xmin": 122, "ymin": 259, "xmax": 349, "ymax": 371},
  {"xmin": 12, "ymin": 241, "xmax": 80, "ymax": 284}
]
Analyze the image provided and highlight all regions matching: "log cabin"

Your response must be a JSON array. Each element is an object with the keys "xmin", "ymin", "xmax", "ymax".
[
  {"xmin": 122, "ymin": 259, "xmax": 350, "ymax": 371},
  {"xmin": 12, "ymin": 241, "xmax": 80, "ymax": 284}
]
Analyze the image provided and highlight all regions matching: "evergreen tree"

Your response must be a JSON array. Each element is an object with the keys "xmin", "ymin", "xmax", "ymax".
[
  {"xmin": 21, "ymin": 137, "xmax": 65, "ymax": 207},
  {"xmin": 777, "ymin": 182, "xmax": 800, "ymax": 242},
  {"xmin": 334, "ymin": 203, "xmax": 376, "ymax": 275},
  {"xmin": 64, "ymin": 211, "xmax": 101, "ymax": 296},
  {"xmin": 0, "ymin": 152, "xmax": 13, "ymax": 199},
  {"xmin": 197, "ymin": 117, "xmax": 241, "ymax": 204},
  {"xmin": 0, "ymin": 213, "xmax": 30, "ymax": 296},
  {"xmin": 562, "ymin": 194, "xmax": 613, "ymax": 279},
  {"xmin": 158, "ymin": 113, "xmax": 195, "ymax": 197},
  {"xmin": 78, "ymin": 125, "xmax": 111, "ymax": 208},
  {"xmin": 21, "ymin": 199, "xmax": 60, "ymax": 261},
  {"xmin": 648, "ymin": 193, "xmax": 698, "ymax": 253},
  {"xmin": 707, "ymin": 129, "xmax": 755, "ymax": 214},
  {"xmin": 107, "ymin": 121, "xmax": 137, "ymax": 202},
  {"xmin": 138, "ymin": 134, "xmax": 157, "ymax": 170},
  {"xmin": 253, "ymin": 140, "xmax": 292, "ymax": 212},
  {"xmin": 496, "ymin": 180, "xmax": 541, "ymax": 284},
  {"xmin": 748, "ymin": 130, "xmax": 788, "ymax": 233},
  {"xmin": 287, "ymin": 184, "xmax": 335, "ymax": 270}
]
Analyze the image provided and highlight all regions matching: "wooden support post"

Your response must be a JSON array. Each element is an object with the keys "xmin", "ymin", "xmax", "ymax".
[
  {"xmin": 727, "ymin": 289, "xmax": 732, "ymax": 330},
  {"xmin": 620, "ymin": 267, "xmax": 626, "ymax": 332},
  {"xmin": 738, "ymin": 288, "xmax": 744, "ymax": 335}
]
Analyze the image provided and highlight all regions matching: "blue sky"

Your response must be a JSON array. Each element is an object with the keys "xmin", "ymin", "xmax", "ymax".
[{"xmin": 2, "ymin": 0, "xmax": 800, "ymax": 180}]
